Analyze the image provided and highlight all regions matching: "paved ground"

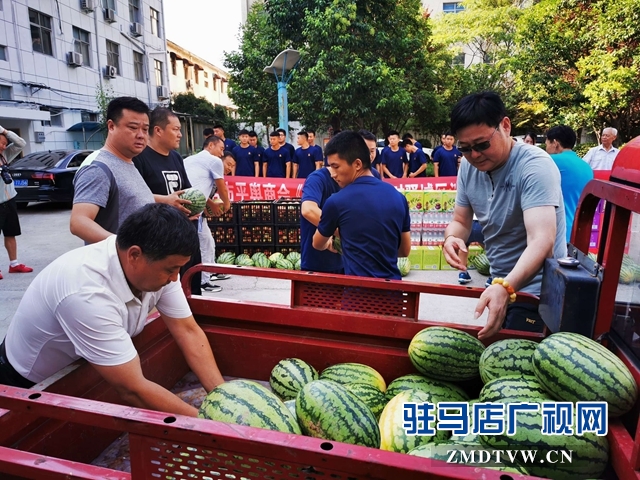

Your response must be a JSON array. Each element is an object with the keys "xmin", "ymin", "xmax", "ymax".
[{"xmin": 0, "ymin": 203, "xmax": 492, "ymax": 339}]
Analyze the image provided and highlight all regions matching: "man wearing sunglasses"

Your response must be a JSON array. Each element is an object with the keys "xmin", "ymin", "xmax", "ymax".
[{"xmin": 442, "ymin": 92, "xmax": 566, "ymax": 340}]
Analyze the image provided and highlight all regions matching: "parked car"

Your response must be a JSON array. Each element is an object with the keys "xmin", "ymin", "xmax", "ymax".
[{"xmin": 8, "ymin": 150, "xmax": 94, "ymax": 207}]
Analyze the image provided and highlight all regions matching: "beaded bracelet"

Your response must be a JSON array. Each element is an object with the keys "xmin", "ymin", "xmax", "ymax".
[{"xmin": 491, "ymin": 278, "xmax": 517, "ymax": 304}]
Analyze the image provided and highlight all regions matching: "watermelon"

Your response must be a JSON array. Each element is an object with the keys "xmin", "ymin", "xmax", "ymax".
[
  {"xmin": 397, "ymin": 257, "xmax": 411, "ymax": 277},
  {"xmin": 284, "ymin": 399, "xmax": 297, "ymax": 418},
  {"xmin": 320, "ymin": 363, "xmax": 386, "ymax": 392},
  {"xmin": 198, "ymin": 380, "xmax": 301, "ymax": 434},
  {"xmin": 269, "ymin": 252, "xmax": 283, "ymax": 266},
  {"xmin": 251, "ymin": 252, "xmax": 267, "ymax": 264},
  {"xmin": 276, "ymin": 258, "xmax": 294, "ymax": 270},
  {"xmin": 532, "ymin": 332, "xmax": 638, "ymax": 417},
  {"xmin": 269, "ymin": 358, "xmax": 319, "ymax": 401},
  {"xmin": 216, "ymin": 251, "xmax": 236, "ymax": 265},
  {"xmin": 254, "ymin": 255, "xmax": 271, "ymax": 268},
  {"xmin": 386, "ymin": 374, "xmax": 469, "ymax": 402},
  {"xmin": 235, "ymin": 254, "xmax": 254, "ymax": 266},
  {"xmin": 449, "ymin": 399, "xmax": 479, "ymax": 444},
  {"xmin": 286, "ymin": 251, "xmax": 301, "ymax": 263},
  {"xmin": 479, "ymin": 375, "xmax": 552, "ymax": 403},
  {"xmin": 379, "ymin": 390, "xmax": 449, "ymax": 453},
  {"xmin": 472, "ymin": 253, "xmax": 491, "ymax": 276},
  {"xmin": 479, "ymin": 339, "xmax": 538, "ymax": 383},
  {"xmin": 480, "ymin": 407, "xmax": 609, "ymax": 479},
  {"xmin": 344, "ymin": 383, "xmax": 389, "ymax": 419},
  {"xmin": 408, "ymin": 327, "xmax": 485, "ymax": 381},
  {"xmin": 294, "ymin": 259, "xmax": 301, "ymax": 270},
  {"xmin": 296, "ymin": 380, "xmax": 380, "ymax": 448},
  {"xmin": 332, "ymin": 236, "xmax": 342, "ymax": 255},
  {"xmin": 179, "ymin": 187, "xmax": 207, "ymax": 216}
]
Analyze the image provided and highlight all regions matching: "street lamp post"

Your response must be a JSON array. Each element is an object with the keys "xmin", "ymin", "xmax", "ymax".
[{"xmin": 264, "ymin": 49, "xmax": 300, "ymax": 131}]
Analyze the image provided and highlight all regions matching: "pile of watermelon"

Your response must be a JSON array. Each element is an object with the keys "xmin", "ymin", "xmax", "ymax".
[
  {"xmin": 197, "ymin": 326, "xmax": 636, "ymax": 479},
  {"xmin": 215, "ymin": 251, "xmax": 301, "ymax": 270}
]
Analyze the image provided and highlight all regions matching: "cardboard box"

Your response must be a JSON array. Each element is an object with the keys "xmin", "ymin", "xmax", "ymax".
[
  {"xmin": 405, "ymin": 191, "xmax": 425, "ymax": 211},
  {"xmin": 408, "ymin": 246, "xmax": 424, "ymax": 270},
  {"xmin": 440, "ymin": 190, "xmax": 457, "ymax": 212},
  {"xmin": 439, "ymin": 247, "xmax": 456, "ymax": 270},
  {"xmin": 422, "ymin": 246, "xmax": 441, "ymax": 270},
  {"xmin": 423, "ymin": 191, "xmax": 443, "ymax": 212}
]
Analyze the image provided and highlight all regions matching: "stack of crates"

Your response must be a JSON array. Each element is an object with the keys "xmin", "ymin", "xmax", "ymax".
[
  {"xmin": 273, "ymin": 199, "xmax": 301, "ymax": 257},
  {"xmin": 237, "ymin": 201, "xmax": 275, "ymax": 257},
  {"xmin": 208, "ymin": 204, "xmax": 239, "ymax": 257}
]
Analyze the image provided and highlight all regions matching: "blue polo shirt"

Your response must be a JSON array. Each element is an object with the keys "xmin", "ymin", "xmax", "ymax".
[
  {"xmin": 263, "ymin": 147, "xmax": 291, "ymax": 178},
  {"xmin": 433, "ymin": 146, "xmax": 461, "ymax": 177},
  {"xmin": 371, "ymin": 149, "xmax": 382, "ymax": 170},
  {"xmin": 380, "ymin": 146, "xmax": 408, "ymax": 178},
  {"xmin": 318, "ymin": 175, "xmax": 410, "ymax": 279},
  {"xmin": 224, "ymin": 138, "xmax": 237, "ymax": 151},
  {"xmin": 301, "ymin": 169, "xmax": 343, "ymax": 273},
  {"xmin": 253, "ymin": 145, "xmax": 265, "ymax": 172},
  {"xmin": 232, "ymin": 145, "xmax": 258, "ymax": 177},
  {"xmin": 408, "ymin": 148, "xmax": 428, "ymax": 177},
  {"xmin": 294, "ymin": 146, "xmax": 322, "ymax": 178}
]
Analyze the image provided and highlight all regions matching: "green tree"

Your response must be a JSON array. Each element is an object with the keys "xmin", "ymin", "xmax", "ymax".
[{"xmin": 172, "ymin": 92, "xmax": 237, "ymax": 136}]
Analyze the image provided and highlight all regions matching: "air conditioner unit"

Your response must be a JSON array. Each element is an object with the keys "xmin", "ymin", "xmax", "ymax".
[
  {"xmin": 185, "ymin": 79, "xmax": 193, "ymax": 90},
  {"xmin": 80, "ymin": 0, "xmax": 95, "ymax": 12},
  {"xmin": 157, "ymin": 85, "xmax": 170, "ymax": 100},
  {"xmin": 104, "ymin": 65, "xmax": 117, "ymax": 78},
  {"xmin": 103, "ymin": 8, "xmax": 116, "ymax": 23},
  {"xmin": 130, "ymin": 22, "xmax": 143, "ymax": 37},
  {"xmin": 67, "ymin": 51, "xmax": 83, "ymax": 67}
]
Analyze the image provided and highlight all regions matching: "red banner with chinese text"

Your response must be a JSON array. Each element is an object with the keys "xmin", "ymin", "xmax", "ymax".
[{"xmin": 224, "ymin": 176, "xmax": 458, "ymax": 202}]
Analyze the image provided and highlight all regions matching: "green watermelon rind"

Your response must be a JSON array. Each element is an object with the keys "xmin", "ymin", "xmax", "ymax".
[
  {"xmin": 479, "ymin": 375, "xmax": 552, "ymax": 403},
  {"xmin": 269, "ymin": 358, "xmax": 319, "ymax": 401},
  {"xmin": 344, "ymin": 382, "xmax": 390, "ymax": 419},
  {"xmin": 179, "ymin": 188, "xmax": 207, "ymax": 216},
  {"xmin": 286, "ymin": 251, "xmax": 301, "ymax": 263},
  {"xmin": 216, "ymin": 252, "xmax": 236, "ymax": 265},
  {"xmin": 269, "ymin": 252, "xmax": 283, "ymax": 266},
  {"xmin": 276, "ymin": 258, "xmax": 294, "ymax": 270},
  {"xmin": 386, "ymin": 374, "xmax": 469, "ymax": 403},
  {"xmin": 479, "ymin": 339, "xmax": 538, "ymax": 384},
  {"xmin": 320, "ymin": 363, "xmax": 387, "ymax": 393},
  {"xmin": 235, "ymin": 254, "xmax": 254, "ymax": 266},
  {"xmin": 397, "ymin": 257, "xmax": 411, "ymax": 277}
]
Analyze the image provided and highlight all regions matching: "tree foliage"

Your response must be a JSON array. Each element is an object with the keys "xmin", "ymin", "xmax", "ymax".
[{"xmin": 171, "ymin": 92, "xmax": 237, "ymax": 135}]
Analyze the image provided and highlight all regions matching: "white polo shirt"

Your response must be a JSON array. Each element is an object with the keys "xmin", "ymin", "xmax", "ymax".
[
  {"xmin": 582, "ymin": 144, "xmax": 619, "ymax": 170},
  {"xmin": 5, "ymin": 236, "xmax": 191, "ymax": 383}
]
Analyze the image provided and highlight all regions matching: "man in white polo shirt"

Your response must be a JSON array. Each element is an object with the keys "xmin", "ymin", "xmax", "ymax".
[
  {"xmin": 582, "ymin": 127, "xmax": 620, "ymax": 170},
  {"xmin": 0, "ymin": 203, "xmax": 224, "ymax": 417}
]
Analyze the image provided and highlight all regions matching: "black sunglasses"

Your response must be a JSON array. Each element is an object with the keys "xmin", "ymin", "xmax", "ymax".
[{"xmin": 457, "ymin": 126, "xmax": 499, "ymax": 154}]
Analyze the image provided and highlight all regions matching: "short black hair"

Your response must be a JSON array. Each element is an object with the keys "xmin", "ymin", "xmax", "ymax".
[
  {"xmin": 149, "ymin": 107, "xmax": 178, "ymax": 135},
  {"xmin": 443, "ymin": 131, "xmax": 454, "ymax": 137},
  {"xmin": 248, "ymin": 131, "xmax": 258, "ymax": 138},
  {"xmin": 269, "ymin": 131, "xmax": 280, "ymax": 137},
  {"xmin": 450, "ymin": 91, "xmax": 507, "ymax": 135},
  {"xmin": 203, "ymin": 135, "xmax": 223, "ymax": 149},
  {"xmin": 402, "ymin": 133, "xmax": 414, "ymax": 141},
  {"xmin": 276, "ymin": 128, "xmax": 287, "ymax": 135},
  {"xmin": 106, "ymin": 96, "xmax": 149, "ymax": 125},
  {"xmin": 358, "ymin": 129, "xmax": 377, "ymax": 142},
  {"xmin": 387, "ymin": 130, "xmax": 400, "ymax": 138},
  {"xmin": 116, "ymin": 203, "xmax": 199, "ymax": 261},
  {"xmin": 223, "ymin": 150, "xmax": 236, "ymax": 160},
  {"xmin": 213, "ymin": 124, "xmax": 224, "ymax": 130},
  {"xmin": 238, "ymin": 129, "xmax": 249, "ymax": 136},
  {"xmin": 524, "ymin": 131, "xmax": 537, "ymax": 143},
  {"xmin": 306, "ymin": 129, "xmax": 316, "ymax": 136},
  {"xmin": 324, "ymin": 131, "xmax": 371, "ymax": 170},
  {"xmin": 546, "ymin": 125, "xmax": 576, "ymax": 149},
  {"xmin": 297, "ymin": 131, "xmax": 309, "ymax": 139},
  {"xmin": 203, "ymin": 127, "xmax": 214, "ymax": 137}
]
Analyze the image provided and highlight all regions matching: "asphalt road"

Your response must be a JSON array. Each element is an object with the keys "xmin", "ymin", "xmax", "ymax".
[{"xmin": 0, "ymin": 203, "xmax": 489, "ymax": 339}]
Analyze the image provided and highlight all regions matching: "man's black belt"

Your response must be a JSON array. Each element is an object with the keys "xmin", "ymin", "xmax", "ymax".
[{"xmin": 0, "ymin": 340, "xmax": 36, "ymax": 388}]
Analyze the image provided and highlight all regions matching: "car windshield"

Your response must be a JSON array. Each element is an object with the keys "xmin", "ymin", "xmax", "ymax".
[{"xmin": 10, "ymin": 151, "xmax": 69, "ymax": 169}]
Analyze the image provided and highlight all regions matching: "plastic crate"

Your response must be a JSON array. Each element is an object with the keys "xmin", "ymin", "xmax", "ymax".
[
  {"xmin": 275, "ymin": 225, "xmax": 301, "ymax": 245},
  {"xmin": 215, "ymin": 245, "xmax": 239, "ymax": 258},
  {"xmin": 240, "ymin": 224, "xmax": 275, "ymax": 244},
  {"xmin": 275, "ymin": 245, "xmax": 301, "ymax": 257},
  {"xmin": 207, "ymin": 203, "xmax": 237, "ymax": 225},
  {"xmin": 274, "ymin": 198, "xmax": 301, "ymax": 224},
  {"xmin": 237, "ymin": 201, "xmax": 274, "ymax": 225},
  {"xmin": 212, "ymin": 225, "xmax": 238, "ymax": 245},
  {"xmin": 240, "ymin": 244, "xmax": 276, "ymax": 258}
]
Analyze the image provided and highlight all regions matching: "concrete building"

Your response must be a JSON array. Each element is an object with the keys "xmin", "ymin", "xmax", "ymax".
[{"xmin": 0, "ymin": 0, "xmax": 169, "ymax": 154}]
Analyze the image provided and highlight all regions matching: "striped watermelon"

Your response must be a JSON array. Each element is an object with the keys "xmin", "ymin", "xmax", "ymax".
[
  {"xmin": 386, "ymin": 374, "xmax": 469, "ymax": 402},
  {"xmin": 397, "ymin": 257, "xmax": 411, "ymax": 277},
  {"xmin": 479, "ymin": 407, "xmax": 609, "ymax": 479},
  {"xmin": 216, "ymin": 251, "xmax": 236, "ymax": 265},
  {"xmin": 294, "ymin": 259, "xmax": 301, "ymax": 270},
  {"xmin": 479, "ymin": 375, "xmax": 552, "ymax": 403},
  {"xmin": 235, "ymin": 254, "xmax": 254, "ymax": 266},
  {"xmin": 269, "ymin": 252, "xmax": 283, "ymax": 266},
  {"xmin": 296, "ymin": 380, "xmax": 380, "ymax": 448},
  {"xmin": 379, "ymin": 390, "xmax": 449, "ymax": 453},
  {"xmin": 284, "ymin": 399, "xmax": 297, "ymax": 418},
  {"xmin": 254, "ymin": 255, "xmax": 271, "ymax": 268},
  {"xmin": 198, "ymin": 380, "xmax": 301, "ymax": 434},
  {"xmin": 344, "ymin": 383, "xmax": 389, "ymax": 419},
  {"xmin": 251, "ymin": 252, "xmax": 267, "ymax": 264},
  {"xmin": 479, "ymin": 339, "xmax": 538, "ymax": 383},
  {"xmin": 408, "ymin": 327, "xmax": 484, "ymax": 381},
  {"xmin": 179, "ymin": 187, "xmax": 207, "ymax": 215},
  {"xmin": 286, "ymin": 251, "xmax": 301, "ymax": 263},
  {"xmin": 276, "ymin": 258, "xmax": 294, "ymax": 270},
  {"xmin": 320, "ymin": 363, "xmax": 386, "ymax": 392},
  {"xmin": 449, "ymin": 399, "xmax": 479, "ymax": 444},
  {"xmin": 532, "ymin": 332, "xmax": 638, "ymax": 417},
  {"xmin": 269, "ymin": 358, "xmax": 319, "ymax": 401}
]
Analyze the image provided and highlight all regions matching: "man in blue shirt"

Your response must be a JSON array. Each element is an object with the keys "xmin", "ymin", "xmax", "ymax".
[
  {"xmin": 248, "ymin": 131, "xmax": 265, "ymax": 176},
  {"xmin": 545, "ymin": 125, "xmax": 594, "ymax": 242},
  {"xmin": 380, "ymin": 131, "xmax": 408, "ymax": 178},
  {"xmin": 277, "ymin": 128, "xmax": 296, "ymax": 160},
  {"xmin": 213, "ymin": 124, "xmax": 236, "ymax": 151},
  {"xmin": 358, "ymin": 129, "xmax": 382, "ymax": 180},
  {"xmin": 307, "ymin": 129, "xmax": 323, "ymax": 168},
  {"xmin": 301, "ymin": 168, "xmax": 343, "ymax": 274},
  {"xmin": 231, "ymin": 129, "xmax": 258, "ymax": 177},
  {"xmin": 262, "ymin": 131, "xmax": 291, "ymax": 178},
  {"xmin": 403, "ymin": 133, "xmax": 422, "ymax": 151},
  {"xmin": 293, "ymin": 131, "xmax": 323, "ymax": 178},
  {"xmin": 433, "ymin": 132, "xmax": 461, "ymax": 177},
  {"xmin": 404, "ymin": 142, "xmax": 428, "ymax": 177},
  {"xmin": 313, "ymin": 131, "xmax": 411, "ymax": 279}
]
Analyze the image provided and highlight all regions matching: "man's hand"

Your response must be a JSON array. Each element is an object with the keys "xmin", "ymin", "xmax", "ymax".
[
  {"xmin": 442, "ymin": 235, "xmax": 468, "ymax": 270},
  {"xmin": 409, "ymin": 172, "xmax": 416, "ymax": 178},
  {"xmin": 475, "ymin": 284, "xmax": 510, "ymax": 340},
  {"xmin": 207, "ymin": 202, "xmax": 223, "ymax": 217},
  {"xmin": 158, "ymin": 191, "xmax": 192, "ymax": 215}
]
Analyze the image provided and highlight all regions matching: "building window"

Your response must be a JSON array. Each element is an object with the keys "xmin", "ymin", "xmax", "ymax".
[
  {"xmin": 150, "ymin": 8, "xmax": 160, "ymax": 36},
  {"xmin": 81, "ymin": 112, "xmax": 98, "ymax": 122},
  {"xmin": 106, "ymin": 40, "xmax": 120, "ymax": 74},
  {"xmin": 0, "ymin": 45, "xmax": 7, "ymax": 62},
  {"xmin": 204, "ymin": 71, "xmax": 208, "ymax": 78},
  {"xmin": 204, "ymin": 81, "xmax": 209, "ymax": 88},
  {"xmin": 104, "ymin": 0, "xmax": 116, "ymax": 11},
  {"xmin": 133, "ymin": 51, "xmax": 144, "ymax": 82},
  {"xmin": 41, "ymin": 107, "xmax": 63, "ymax": 127},
  {"xmin": 443, "ymin": 2, "xmax": 464, "ymax": 13},
  {"xmin": 29, "ymin": 9, "xmax": 53, "ymax": 56},
  {"xmin": 72, "ymin": 27, "xmax": 91, "ymax": 67},
  {"xmin": 0, "ymin": 85, "xmax": 11, "ymax": 100},
  {"xmin": 154, "ymin": 59, "xmax": 163, "ymax": 86},
  {"xmin": 129, "ymin": 0, "xmax": 140, "ymax": 23},
  {"xmin": 452, "ymin": 52, "xmax": 466, "ymax": 66}
]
